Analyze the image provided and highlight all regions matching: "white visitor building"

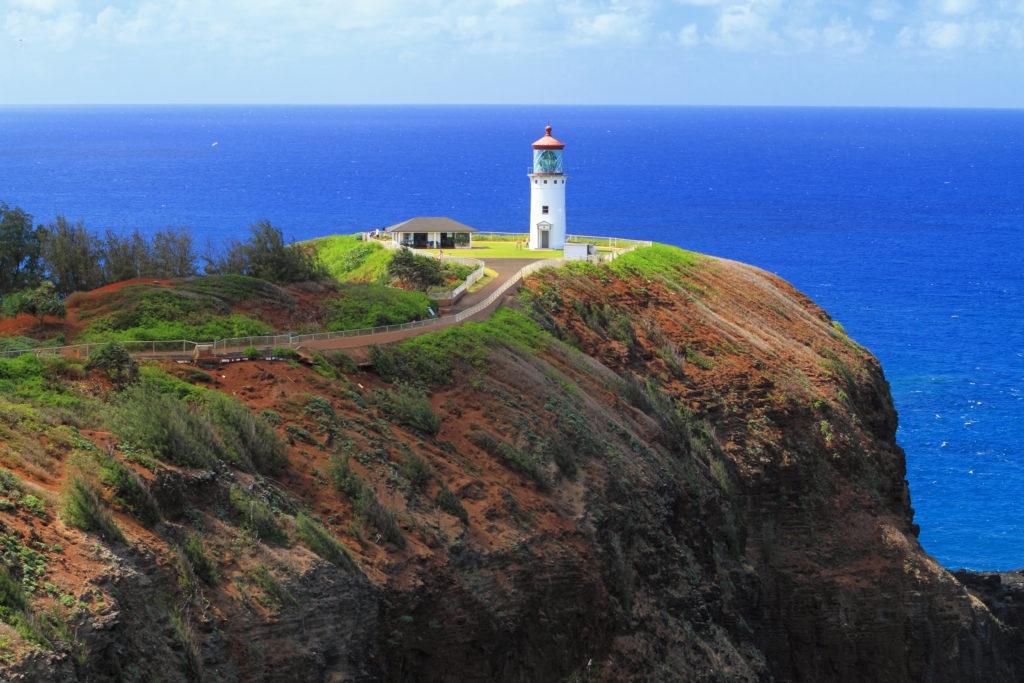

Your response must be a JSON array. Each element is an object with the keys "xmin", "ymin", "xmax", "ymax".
[{"xmin": 528, "ymin": 126, "xmax": 567, "ymax": 250}]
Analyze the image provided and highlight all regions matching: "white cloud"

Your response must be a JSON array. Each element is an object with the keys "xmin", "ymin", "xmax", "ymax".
[
  {"xmin": 573, "ymin": 10, "xmax": 650, "ymax": 43},
  {"xmin": 867, "ymin": 0, "xmax": 902, "ymax": 21},
  {"xmin": 677, "ymin": 22, "xmax": 700, "ymax": 44},
  {"xmin": 708, "ymin": 2, "xmax": 783, "ymax": 51},
  {"xmin": 7, "ymin": 0, "xmax": 74, "ymax": 13},
  {"xmin": 922, "ymin": 20, "xmax": 965, "ymax": 47},
  {"xmin": 931, "ymin": 0, "xmax": 977, "ymax": 15}
]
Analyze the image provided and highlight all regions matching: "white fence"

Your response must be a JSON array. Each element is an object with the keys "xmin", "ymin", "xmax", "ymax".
[{"xmin": 0, "ymin": 240, "xmax": 651, "ymax": 361}]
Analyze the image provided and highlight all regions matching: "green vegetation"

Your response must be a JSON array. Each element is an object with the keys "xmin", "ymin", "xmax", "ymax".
[
  {"xmin": 387, "ymin": 248, "xmax": 446, "ymax": 291},
  {"xmin": 1, "ymin": 281, "xmax": 66, "ymax": 328},
  {"xmin": 84, "ymin": 341, "xmax": 139, "ymax": 388},
  {"xmin": 371, "ymin": 307, "xmax": 547, "ymax": 386},
  {"xmin": 77, "ymin": 286, "xmax": 272, "ymax": 343},
  {"xmin": 182, "ymin": 533, "xmax": 218, "ymax": 585},
  {"xmin": 114, "ymin": 374, "xmax": 286, "ymax": 475},
  {"xmin": 311, "ymin": 234, "xmax": 392, "ymax": 282},
  {"xmin": 376, "ymin": 384, "xmax": 441, "ymax": 436},
  {"xmin": 227, "ymin": 484, "xmax": 288, "ymax": 545},
  {"xmin": 85, "ymin": 450, "xmax": 161, "ymax": 527},
  {"xmin": 466, "ymin": 428, "xmax": 549, "ymax": 490},
  {"xmin": 434, "ymin": 486, "xmax": 468, "ymax": 524},
  {"xmin": 61, "ymin": 474, "xmax": 125, "ymax": 544},
  {"xmin": 294, "ymin": 513, "xmax": 358, "ymax": 573},
  {"xmin": 327, "ymin": 455, "xmax": 406, "ymax": 548},
  {"xmin": 322, "ymin": 283, "xmax": 435, "ymax": 330},
  {"xmin": 206, "ymin": 220, "xmax": 326, "ymax": 284}
]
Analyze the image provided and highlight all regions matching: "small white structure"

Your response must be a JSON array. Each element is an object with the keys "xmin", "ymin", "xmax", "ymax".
[
  {"xmin": 387, "ymin": 217, "xmax": 478, "ymax": 250},
  {"xmin": 563, "ymin": 242, "xmax": 596, "ymax": 262},
  {"xmin": 528, "ymin": 126, "xmax": 567, "ymax": 250}
]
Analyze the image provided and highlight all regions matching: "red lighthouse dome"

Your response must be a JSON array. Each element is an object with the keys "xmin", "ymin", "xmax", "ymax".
[{"xmin": 531, "ymin": 125, "xmax": 565, "ymax": 150}]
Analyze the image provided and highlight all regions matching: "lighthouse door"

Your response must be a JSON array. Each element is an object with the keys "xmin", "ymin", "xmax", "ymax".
[{"xmin": 541, "ymin": 231, "xmax": 549, "ymax": 249}]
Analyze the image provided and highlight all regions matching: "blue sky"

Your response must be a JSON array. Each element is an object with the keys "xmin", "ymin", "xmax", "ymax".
[{"xmin": 3, "ymin": 0, "xmax": 1023, "ymax": 107}]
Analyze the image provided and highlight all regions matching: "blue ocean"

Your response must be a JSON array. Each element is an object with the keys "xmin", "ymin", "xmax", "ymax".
[{"xmin": 1, "ymin": 105, "xmax": 1021, "ymax": 570}]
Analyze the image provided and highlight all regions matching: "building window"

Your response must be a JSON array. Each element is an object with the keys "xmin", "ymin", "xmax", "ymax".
[
  {"xmin": 543, "ymin": 180, "xmax": 547, "ymax": 184},
  {"xmin": 542, "ymin": 205, "xmax": 549, "ymax": 214}
]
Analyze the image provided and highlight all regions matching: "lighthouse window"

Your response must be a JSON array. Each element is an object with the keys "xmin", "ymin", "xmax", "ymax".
[
  {"xmin": 542, "ymin": 205, "xmax": 549, "ymax": 214},
  {"xmin": 543, "ymin": 180, "xmax": 547, "ymax": 184}
]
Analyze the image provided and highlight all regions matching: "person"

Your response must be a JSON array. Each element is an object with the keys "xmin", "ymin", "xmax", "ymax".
[{"xmin": 438, "ymin": 249, "xmax": 444, "ymax": 260}]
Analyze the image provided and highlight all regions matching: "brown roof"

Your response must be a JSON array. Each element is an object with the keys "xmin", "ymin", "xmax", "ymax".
[
  {"xmin": 531, "ymin": 125, "xmax": 565, "ymax": 150},
  {"xmin": 386, "ymin": 217, "xmax": 479, "ymax": 234}
]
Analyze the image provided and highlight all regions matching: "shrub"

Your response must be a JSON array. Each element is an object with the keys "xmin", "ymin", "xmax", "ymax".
[
  {"xmin": 96, "ymin": 452, "xmax": 161, "ymax": 527},
  {"xmin": 85, "ymin": 341, "xmax": 138, "ymax": 387},
  {"xmin": 387, "ymin": 247, "xmax": 445, "ymax": 291},
  {"xmin": 322, "ymin": 283, "xmax": 435, "ymax": 331},
  {"xmin": 183, "ymin": 533, "xmax": 217, "ymax": 584},
  {"xmin": 62, "ymin": 475, "xmax": 125, "ymax": 544},
  {"xmin": 434, "ymin": 487, "xmax": 468, "ymax": 525},
  {"xmin": 467, "ymin": 429, "xmax": 548, "ymax": 490},
  {"xmin": 400, "ymin": 452, "xmax": 433, "ymax": 490},
  {"xmin": 227, "ymin": 485, "xmax": 288, "ymax": 545},
  {"xmin": 115, "ymin": 383, "xmax": 220, "ymax": 469},
  {"xmin": 377, "ymin": 385, "xmax": 440, "ymax": 436},
  {"xmin": 327, "ymin": 456, "xmax": 405, "ymax": 548},
  {"xmin": 207, "ymin": 395, "xmax": 288, "ymax": 475},
  {"xmin": 244, "ymin": 345, "xmax": 262, "ymax": 360},
  {"xmin": 294, "ymin": 513, "xmax": 358, "ymax": 573},
  {"xmin": 115, "ymin": 380, "xmax": 286, "ymax": 475}
]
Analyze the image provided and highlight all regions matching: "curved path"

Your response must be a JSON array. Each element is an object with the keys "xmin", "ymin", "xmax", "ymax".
[{"xmin": 296, "ymin": 258, "xmax": 538, "ymax": 360}]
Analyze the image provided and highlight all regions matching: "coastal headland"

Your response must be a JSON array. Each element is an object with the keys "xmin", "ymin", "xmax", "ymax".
[{"xmin": 0, "ymin": 240, "xmax": 1021, "ymax": 681}]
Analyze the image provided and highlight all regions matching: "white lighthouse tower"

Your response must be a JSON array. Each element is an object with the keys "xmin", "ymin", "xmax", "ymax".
[{"xmin": 528, "ymin": 125, "xmax": 567, "ymax": 250}]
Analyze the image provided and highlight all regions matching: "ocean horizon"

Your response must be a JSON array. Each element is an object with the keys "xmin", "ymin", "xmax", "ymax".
[{"xmin": 1, "ymin": 104, "xmax": 1021, "ymax": 570}]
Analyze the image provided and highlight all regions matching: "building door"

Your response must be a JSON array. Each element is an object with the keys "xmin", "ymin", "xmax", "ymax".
[{"xmin": 541, "ymin": 230, "xmax": 549, "ymax": 249}]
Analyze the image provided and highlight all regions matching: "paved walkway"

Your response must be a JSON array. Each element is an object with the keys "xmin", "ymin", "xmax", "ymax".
[{"xmin": 295, "ymin": 258, "xmax": 537, "ymax": 360}]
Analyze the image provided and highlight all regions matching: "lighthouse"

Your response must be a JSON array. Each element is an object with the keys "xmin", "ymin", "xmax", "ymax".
[{"xmin": 528, "ymin": 125, "xmax": 566, "ymax": 250}]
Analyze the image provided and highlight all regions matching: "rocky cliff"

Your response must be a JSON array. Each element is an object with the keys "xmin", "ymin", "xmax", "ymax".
[{"xmin": 1, "ymin": 245, "xmax": 1020, "ymax": 681}]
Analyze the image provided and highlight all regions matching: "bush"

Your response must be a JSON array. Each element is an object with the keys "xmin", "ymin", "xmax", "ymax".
[
  {"xmin": 387, "ymin": 247, "xmax": 445, "ymax": 291},
  {"xmin": 294, "ymin": 513, "xmax": 358, "ymax": 573},
  {"xmin": 183, "ymin": 533, "xmax": 217, "ymax": 584},
  {"xmin": 434, "ymin": 486, "xmax": 468, "ymax": 525},
  {"xmin": 96, "ymin": 452, "xmax": 161, "ymax": 527},
  {"xmin": 327, "ymin": 456, "xmax": 405, "ymax": 548},
  {"xmin": 115, "ymin": 380, "xmax": 286, "ymax": 475},
  {"xmin": 228, "ymin": 485, "xmax": 288, "ymax": 545},
  {"xmin": 115, "ymin": 383, "xmax": 220, "ymax": 469},
  {"xmin": 377, "ymin": 384, "xmax": 440, "ymax": 436},
  {"xmin": 207, "ymin": 395, "xmax": 288, "ymax": 475},
  {"xmin": 467, "ymin": 429, "xmax": 549, "ymax": 490},
  {"xmin": 321, "ymin": 283, "xmax": 435, "ymax": 331},
  {"xmin": 62, "ymin": 475, "xmax": 125, "ymax": 544},
  {"xmin": 400, "ymin": 452, "xmax": 433, "ymax": 490},
  {"xmin": 85, "ymin": 341, "xmax": 139, "ymax": 387}
]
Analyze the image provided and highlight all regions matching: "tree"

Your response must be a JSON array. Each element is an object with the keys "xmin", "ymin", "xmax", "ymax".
[
  {"xmin": 0, "ymin": 203, "xmax": 43, "ymax": 295},
  {"xmin": 40, "ymin": 216, "xmax": 104, "ymax": 296},
  {"xmin": 151, "ymin": 228, "xmax": 197, "ymax": 279},
  {"xmin": 204, "ymin": 220, "xmax": 326, "ymax": 284},
  {"xmin": 386, "ymin": 247, "xmax": 444, "ymax": 291},
  {"xmin": 102, "ymin": 229, "xmax": 153, "ymax": 284},
  {"xmin": 1, "ymin": 281, "xmax": 66, "ymax": 328}
]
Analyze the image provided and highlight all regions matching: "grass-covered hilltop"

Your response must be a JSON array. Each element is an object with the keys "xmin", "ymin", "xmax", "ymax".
[{"xmin": 0, "ymin": 207, "xmax": 1022, "ymax": 681}]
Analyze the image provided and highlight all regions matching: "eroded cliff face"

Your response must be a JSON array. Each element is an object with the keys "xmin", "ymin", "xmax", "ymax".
[{"xmin": 2, "ymin": 246, "xmax": 1020, "ymax": 682}]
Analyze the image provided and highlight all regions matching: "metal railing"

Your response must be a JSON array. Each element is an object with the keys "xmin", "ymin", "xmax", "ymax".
[{"xmin": 0, "ymin": 240, "xmax": 652, "ymax": 361}]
